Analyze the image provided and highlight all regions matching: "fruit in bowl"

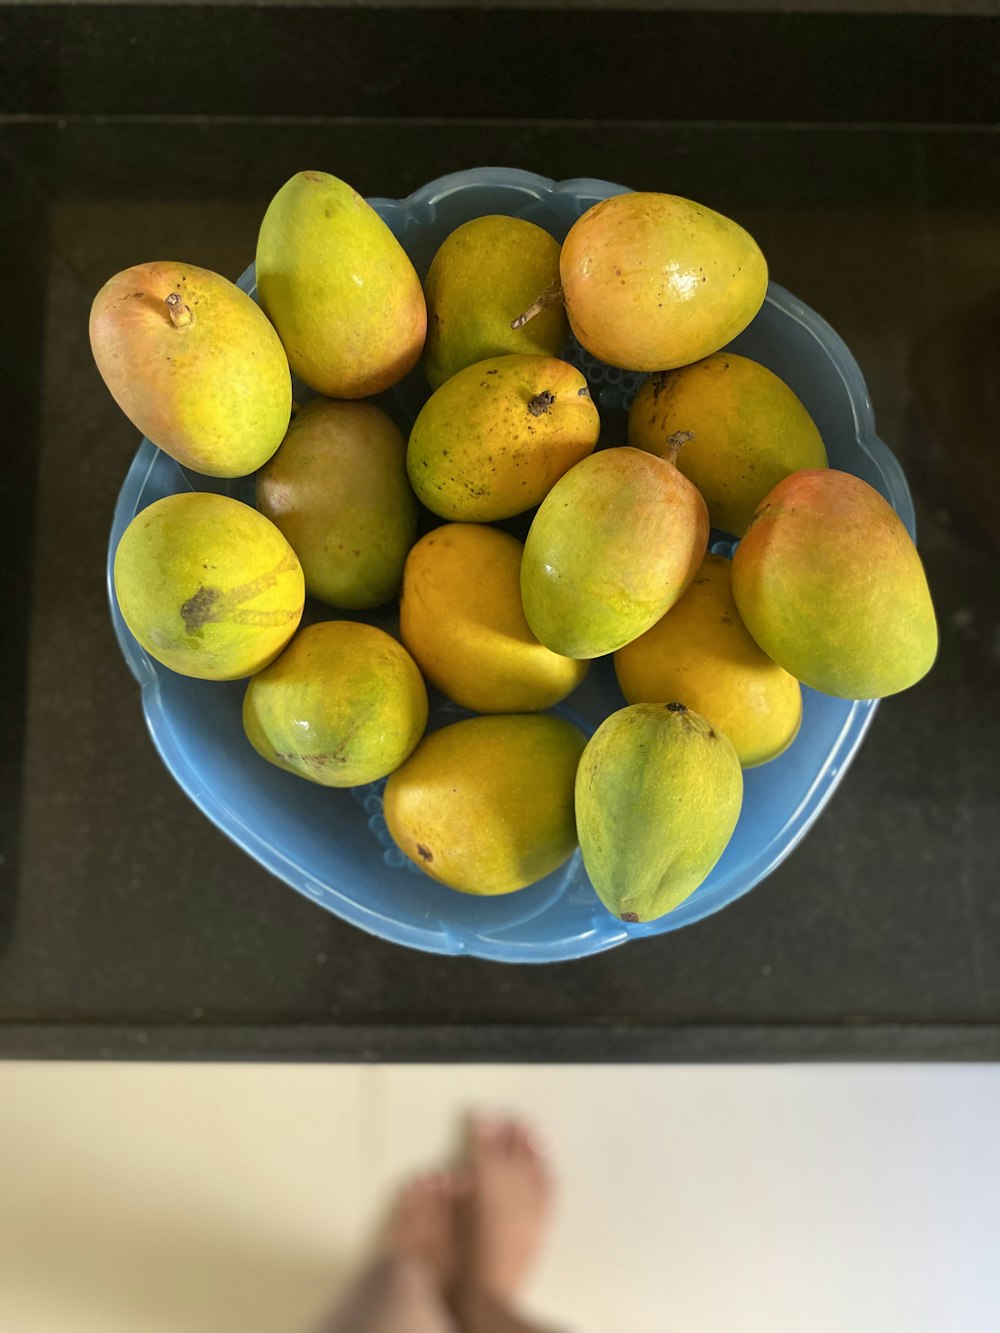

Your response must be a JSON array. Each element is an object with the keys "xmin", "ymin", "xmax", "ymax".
[{"xmin": 101, "ymin": 168, "xmax": 937, "ymax": 962}]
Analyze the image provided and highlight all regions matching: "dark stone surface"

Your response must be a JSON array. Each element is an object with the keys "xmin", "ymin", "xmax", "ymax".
[
  {"xmin": 0, "ymin": 8, "xmax": 996, "ymax": 124},
  {"xmin": 1, "ymin": 110, "xmax": 998, "ymax": 1060}
]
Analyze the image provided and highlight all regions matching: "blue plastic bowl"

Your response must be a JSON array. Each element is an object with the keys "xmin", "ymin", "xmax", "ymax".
[{"xmin": 107, "ymin": 167, "xmax": 915, "ymax": 962}]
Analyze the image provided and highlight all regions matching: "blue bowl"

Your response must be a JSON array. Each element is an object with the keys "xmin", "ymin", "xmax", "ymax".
[{"xmin": 107, "ymin": 167, "xmax": 914, "ymax": 962}]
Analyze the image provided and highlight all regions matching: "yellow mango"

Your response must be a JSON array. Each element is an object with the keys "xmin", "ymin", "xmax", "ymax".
[
  {"xmin": 558, "ymin": 193, "xmax": 767, "ymax": 371},
  {"xmin": 256, "ymin": 399, "xmax": 416, "ymax": 610},
  {"xmin": 384, "ymin": 714, "xmax": 586, "ymax": 895},
  {"xmin": 614, "ymin": 554, "xmax": 801, "ymax": 767},
  {"xmin": 521, "ymin": 447, "xmax": 709, "ymax": 659},
  {"xmin": 732, "ymin": 470, "xmax": 938, "ymax": 699},
  {"xmin": 629, "ymin": 353, "xmax": 828, "ymax": 536},
  {"xmin": 423, "ymin": 215, "xmax": 568, "ymax": 389},
  {"xmin": 243, "ymin": 621, "xmax": 427, "ymax": 787},
  {"xmin": 399, "ymin": 523, "xmax": 587, "ymax": 712},
  {"xmin": 407, "ymin": 354, "xmax": 599, "ymax": 521},
  {"xmin": 90, "ymin": 262, "xmax": 291, "ymax": 478},
  {"xmin": 256, "ymin": 171, "xmax": 426, "ymax": 397},
  {"xmin": 113, "ymin": 493, "xmax": 304, "ymax": 680}
]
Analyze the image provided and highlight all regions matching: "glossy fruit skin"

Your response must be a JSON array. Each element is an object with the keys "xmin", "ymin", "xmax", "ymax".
[
  {"xmin": 423, "ymin": 215, "xmax": 568, "ymax": 390},
  {"xmin": 399, "ymin": 523, "xmax": 587, "ymax": 713},
  {"xmin": 256, "ymin": 171, "xmax": 426, "ymax": 398},
  {"xmin": 732, "ymin": 469, "xmax": 938, "ymax": 699},
  {"xmin": 614, "ymin": 554, "xmax": 802, "ymax": 768},
  {"xmin": 113, "ymin": 493, "xmax": 304, "ymax": 681},
  {"xmin": 90, "ymin": 262, "xmax": 291, "ymax": 478},
  {"xmin": 628, "ymin": 353, "xmax": 828, "ymax": 537},
  {"xmin": 243, "ymin": 621, "xmax": 427, "ymax": 787},
  {"xmin": 575, "ymin": 702, "xmax": 743, "ymax": 922},
  {"xmin": 256, "ymin": 398, "xmax": 417, "ymax": 611},
  {"xmin": 384, "ymin": 714, "xmax": 587, "ymax": 895},
  {"xmin": 521, "ymin": 447, "xmax": 709, "ymax": 659},
  {"xmin": 559, "ymin": 192, "xmax": 768, "ymax": 372},
  {"xmin": 407, "ymin": 354, "xmax": 599, "ymax": 521}
]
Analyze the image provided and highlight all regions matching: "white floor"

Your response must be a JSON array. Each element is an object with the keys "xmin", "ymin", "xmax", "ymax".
[{"xmin": 1, "ymin": 1063, "xmax": 998, "ymax": 1333}]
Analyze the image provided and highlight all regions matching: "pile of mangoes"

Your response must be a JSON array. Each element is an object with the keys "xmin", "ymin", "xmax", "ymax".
[{"xmin": 96, "ymin": 171, "xmax": 938, "ymax": 924}]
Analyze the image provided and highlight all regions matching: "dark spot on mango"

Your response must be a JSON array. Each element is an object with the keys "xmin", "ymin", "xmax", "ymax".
[
  {"xmin": 527, "ymin": 391, "xmax": 555, "ymax": 417},
  {"xmin": 416, "ymin": 844, "xmax": 434, "ymax": 862},
  {"xmin": 180, "ymin": 585, "xmax": 219, "ymax": 633},
  {"xmin": 577, "ymin": 385, "xmax": 590, "ymax": 397},
  {"xmin": 666, "ymin": 702, "xmax": 687, "ymax": 713},
  {"xmin": 720, "ymin": 614, "xmax": 733, "ymax": 625},
  {"xmin": 746, "ymin": 501, "xmax": 771, "ymax": 531},
  {"xmin": 621, "ymin": 912, "xmax": 639, "ymax": 922},
  {"xmin": 486, "ymin": 368, "xmax": 498, "ymax": 375}
]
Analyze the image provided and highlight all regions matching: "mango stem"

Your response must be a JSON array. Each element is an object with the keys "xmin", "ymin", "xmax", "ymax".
[
  {"xmin": 511, "ymin": 279, "xmax": 563, "ymax": 330},
  {"xmin": 165, "ymin": 292, "xmax": 194, "ymax": 329},
  {"xmin": 663, "ymin": 430, "xmax": 694, "ymax": 466}
]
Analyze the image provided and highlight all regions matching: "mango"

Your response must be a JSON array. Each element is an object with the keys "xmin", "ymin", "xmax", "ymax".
[
  {"xmin": 256, "ymin": 171, "xmax": 425, "ymax": 398},
  {"xmin": 113, "ymin": 493, "xmax": 304, "ymax": 680},
  {"xmin": 614, "ymin": 554, "xmax": 801, "ymax": 767},
  {"xmin": 628, "ymin": 353, "xmax": 828, "ymax": 536},
  {"xmin": 407, "ymin": 354, "xmax": 599, "ymax": 521},
  {"xmin": 521, "ymin": 447, "xmax": 709, "ymax": 659},
  {"xmin": 384, "ymin": 714, "xmax": 586, "ymax": 895},
  {"xmin": 576, "ymin": 702, "xmax": 743, "ymax": 922},
  {"xmin": 423, "ymin": 215, "xmax": 568, "ymax": 390},
  {"xmin": 400, "ymin": 524, "xmax": 587, "ymax": 713},
  {"xmin": 557, "ymin": 193, "xmax": 767, "ymax": 371},
  {"xmin": 243, "ymin": 621, "xmax": 427, "ymax": 787},
  {"xmin": 90, "ymin": 262, "xmax": 291, "ymax": 478},
  {"xmin": 732, "ymin": 470, "xmax": 938, "ymax": 699},
  {"xmin": 256, "ymin": 399, "xmax": 416, "ymax": 610}
]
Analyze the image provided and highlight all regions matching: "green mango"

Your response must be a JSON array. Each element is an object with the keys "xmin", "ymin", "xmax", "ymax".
[
  {"xmin": 256, "ymin": 398, "xmax": 417, "ymax": 610},
  {"xmin": 521, "ymin": 447, "xmax": 709, "ymax": 659},
  {"xmin": 256, "ymin": 171, "xmax": 426, "ymax": 398},
  {"xmin": 407, "ymin": 354, "xmax": 599, "ymax": 521},
  {"xmin": 732, "ymin": 469, "xmax": 938, "ymax": 699},
  {"xmin": 576, "ymin": 702, "xmax": 743, "ymax": 922},
  {"xmin": 628, "ymin": 352, "xmax": 828, "ymax": 537},
  {"xmin": 423, "ymin": 215, "xmax": 568, "ymax": 389},
  {"xmin": 243, "ymin": 620, "xmax": 427, "ymax": 788}
]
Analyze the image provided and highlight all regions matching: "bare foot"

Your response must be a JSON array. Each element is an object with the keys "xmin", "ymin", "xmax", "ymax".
[
  {"xmin": 460, "ymin": 1114, "xmax": 553, "ymax": 1303},
  {"xmin": 384, "ymin": 1169, "xmax": 465, "ymax": 1293}
]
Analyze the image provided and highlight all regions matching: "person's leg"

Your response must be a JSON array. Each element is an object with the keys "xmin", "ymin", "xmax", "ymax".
[
  {"xmin": 321, "ymin": 1172, "xmax": 462, "ymax": 1333},
  {"xmin": 451, "ymin": 1117, "xmax": 564, "ymax": 1333}
]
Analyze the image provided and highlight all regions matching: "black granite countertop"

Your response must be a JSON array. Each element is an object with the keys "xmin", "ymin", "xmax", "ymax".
[{"xmin": 1, "ymin": 5, "xmax": 998, "ymax": 1061}]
